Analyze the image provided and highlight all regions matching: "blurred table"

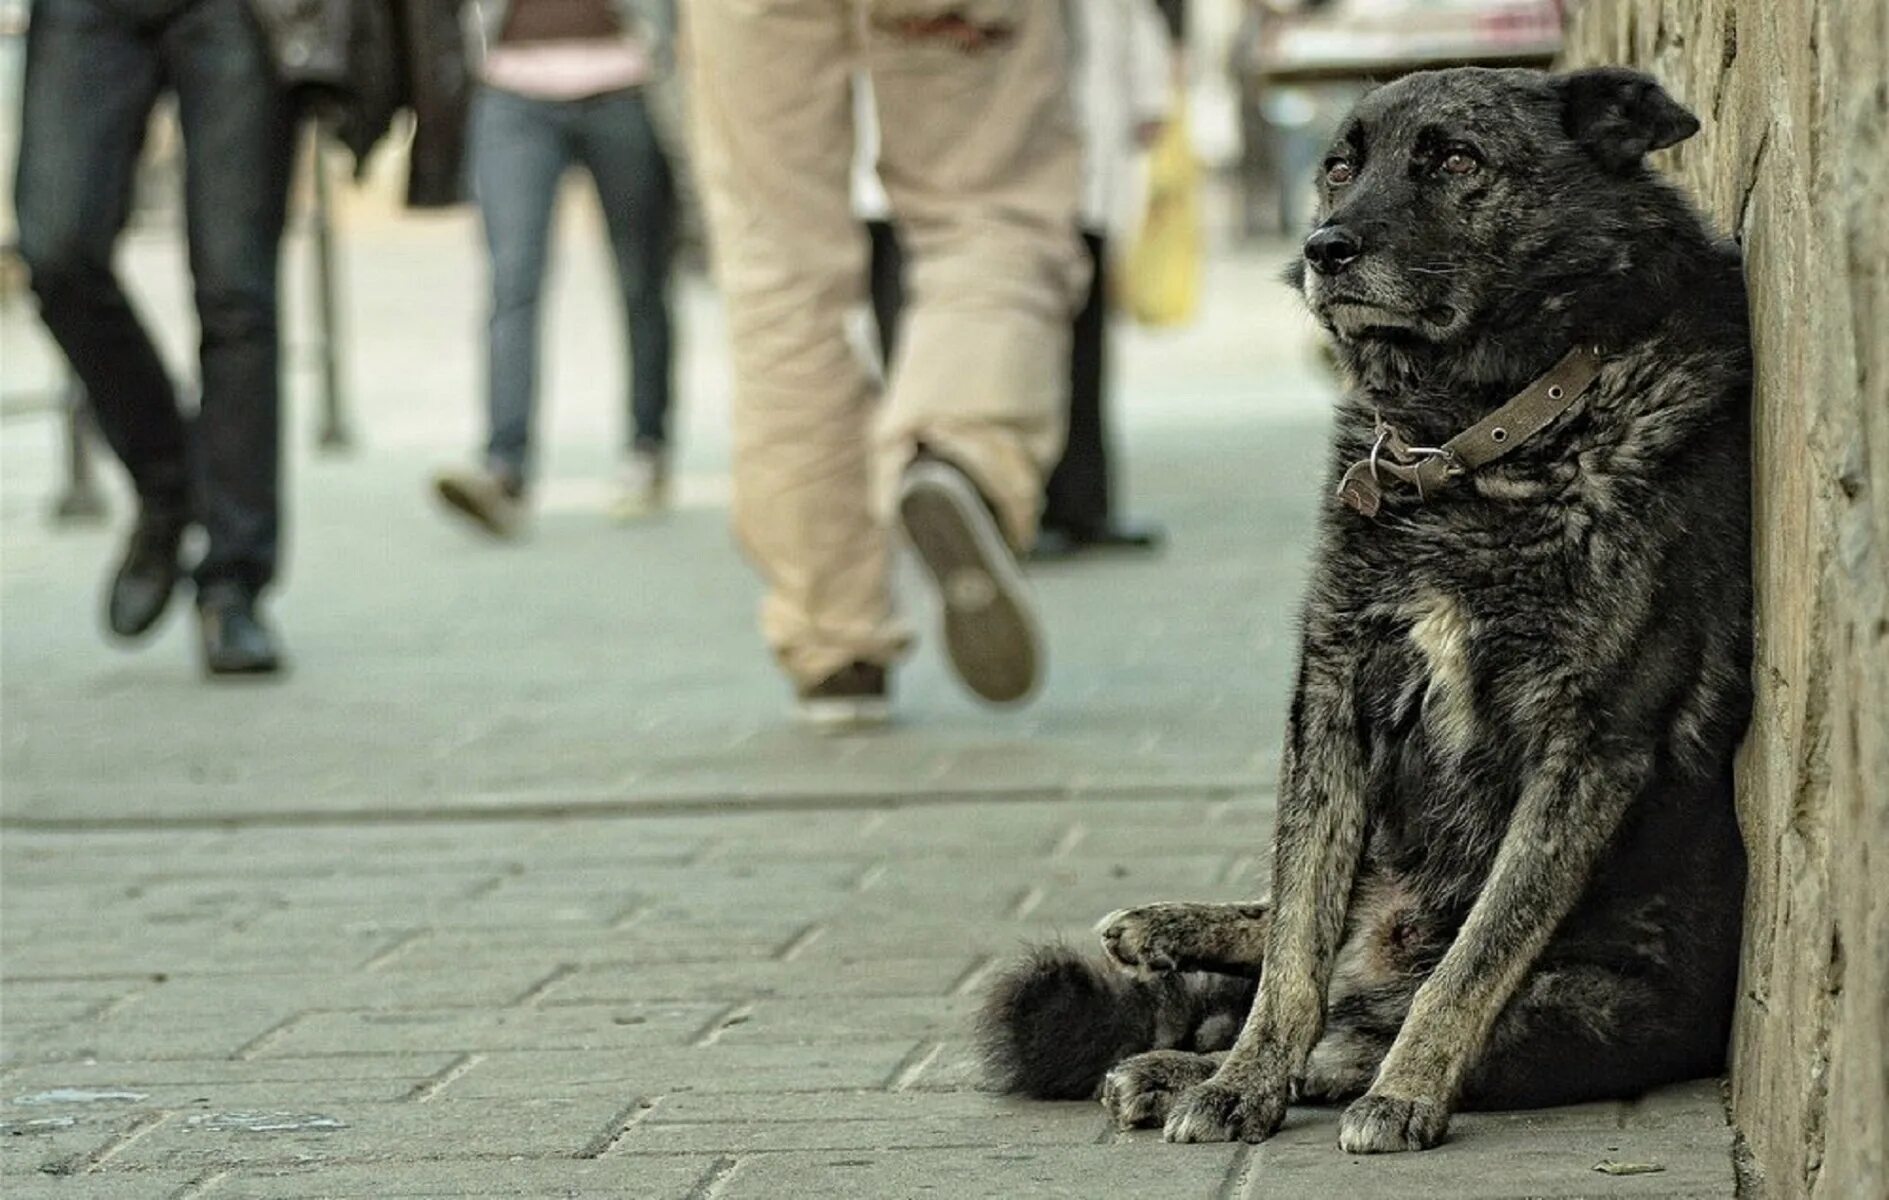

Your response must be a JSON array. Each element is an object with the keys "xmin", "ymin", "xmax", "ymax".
[
  {"xmin": 1254, "ymin": 0, "xmax": 1561, "ymax": 84},
  {"xmin": 1258, "ymin": 41, "xmax": 1558, "ymax": 84}
]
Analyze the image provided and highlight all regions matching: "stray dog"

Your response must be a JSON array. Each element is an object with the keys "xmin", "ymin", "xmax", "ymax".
[{"xmin": 979, "ymin": 66, "xmax": 1752, "ymax": 1153}]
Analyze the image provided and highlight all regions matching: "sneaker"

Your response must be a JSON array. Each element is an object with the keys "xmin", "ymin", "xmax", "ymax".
[
  {"xmin": 897, "ymin": 456, "xmax": 1042, "ymax": 705},
  {"xmin": 609, "ymin": 447, "xmax": 670, "ymax": 521},
  {"xmin": 434, "ymin": 466, "xmax": 524, "ymax": 538},
  {"xmin": 796, "ymin": 661, "xmax": 891, "ymax": 730}
]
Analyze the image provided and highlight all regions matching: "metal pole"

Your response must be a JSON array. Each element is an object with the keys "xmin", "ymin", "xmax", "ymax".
[{"xmin": 310, "ymin": 121, "xmax": 351, "ymax": 451}]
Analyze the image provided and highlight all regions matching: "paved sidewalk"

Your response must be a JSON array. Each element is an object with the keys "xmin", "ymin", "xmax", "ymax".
[{"xmin": 1, "ymin": 208, "xmax": 1734, "ymax": 1196}]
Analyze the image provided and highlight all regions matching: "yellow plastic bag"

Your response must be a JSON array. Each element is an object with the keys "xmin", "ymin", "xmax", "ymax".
[{"xmin": 1120, "ymin": 90, "xmax": 1201, "ymax": 328}]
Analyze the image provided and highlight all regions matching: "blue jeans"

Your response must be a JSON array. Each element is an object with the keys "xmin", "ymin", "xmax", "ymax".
[
  {"xmin": 473, "ymin": 85, "xmax": 675, "ymax": 483},
  {"xmin": 14, "ymin": 0, "xmax": 297, "ymax": 593}
]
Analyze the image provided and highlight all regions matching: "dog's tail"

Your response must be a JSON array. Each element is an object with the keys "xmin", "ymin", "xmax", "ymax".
[{"xmin": 975, "ymin": 944, "xmax": 1256, "ymax": 1100}]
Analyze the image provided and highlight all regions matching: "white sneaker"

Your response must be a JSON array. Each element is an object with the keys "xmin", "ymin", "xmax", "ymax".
[
  {"xmin": 434, "ymin": 466, "xmax": 525, "ymax": 539},
  {"xmin": 610, "ymin": 448, "xmax": 670, "ymax": 521}
]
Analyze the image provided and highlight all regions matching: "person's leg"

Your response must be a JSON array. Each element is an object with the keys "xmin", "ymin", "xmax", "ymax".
[
  {"xmin": 866, "ymin": 218, "xmax": 904, "ymax": 369},
  {"xmin": 1042, "ymin": 230, "xmax": 1108, "ymax": 536},
  {"xmin": 473, "ymin": 87, "xmax": 571, "ymax": 490},
  {"xmin": 162, "ymin": 0, "xmax": 297, "ymax": 601},
  {"xmin": 14, "ymin": 0, "xmax": 180, "ymax": 512},
  {"xmin": 575, "ymin": 88, "xmax": 674, "ymax": 457},
  {"xmin": 866, "ymin": 1, "xmax": 1087, "ymax": 550},
  {"xmin": 866, "ymin": 2, "xmax": 1084, "ymax": 704},
  {"xmin": 691, "ymin": 0, "xmax": 907, "ymax": 694},
  {"xmin": 16, "ymin": 0, "xmax": 195, "ymax": 641}
]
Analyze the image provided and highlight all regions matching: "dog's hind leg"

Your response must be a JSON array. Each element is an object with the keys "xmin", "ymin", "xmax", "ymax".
[
  {"xmin": 1457, "ymin": 960, "xmax": 1733, "ymax": 1110},
  {"xmin": 1335, "ymin": 741, "xmax": 1651, "ymax": 1155},
  {"xmin": 1096, "ymin": 902, "xmax": 1271, "ymax": 977}
]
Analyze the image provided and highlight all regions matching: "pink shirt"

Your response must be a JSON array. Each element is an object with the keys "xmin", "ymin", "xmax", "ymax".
[{"xmin": 483, "ymin": 38, "xmax": 652, "ymax": 101}]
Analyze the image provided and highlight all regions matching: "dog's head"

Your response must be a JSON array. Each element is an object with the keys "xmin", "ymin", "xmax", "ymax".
[{"xmin": 1290, "ymin": 67, "xmax": 1700, "ymax": 349}]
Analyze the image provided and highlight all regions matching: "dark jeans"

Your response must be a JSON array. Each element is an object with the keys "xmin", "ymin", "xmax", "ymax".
[
  {"xmin": 473, "ymin": 85, "xmax": 675, "ymax": 483},
  {"xmin": 14, "ymin": 0, "xmax": 297, "ymax": 593},
  {"xmin": 868, "ymin": 223, "xmax": 1115, "ymax": 534}
]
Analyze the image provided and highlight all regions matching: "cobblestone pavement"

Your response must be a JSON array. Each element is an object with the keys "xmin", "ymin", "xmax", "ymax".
[{"xmin": 1, "ymin": 208, "xmax": 1734, "ymax": 1195}]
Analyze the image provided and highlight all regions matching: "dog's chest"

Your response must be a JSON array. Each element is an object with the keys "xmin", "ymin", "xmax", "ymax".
[
  {"xmin": 1352, "ymin": 586, "xmax": 1524, "ymax": 885},
  {"xmin": 1357, "ymin": 588, "xmax": 1480, "ymax": 760}
]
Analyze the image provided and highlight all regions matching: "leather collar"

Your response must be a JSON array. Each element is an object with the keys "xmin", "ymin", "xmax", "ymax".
[{"xmin": 1335, "ymin": 343, "xmax": 1606, "ymax": 517}]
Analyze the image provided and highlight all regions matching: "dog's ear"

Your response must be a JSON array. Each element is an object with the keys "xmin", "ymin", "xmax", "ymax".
[{"xmin": 1557, "ymin": 68, "xmax": 1700, "ymax": 172}]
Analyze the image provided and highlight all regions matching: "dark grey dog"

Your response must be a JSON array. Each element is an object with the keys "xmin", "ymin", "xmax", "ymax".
[{"xmin": 979, "ymin": 66, "xmax": 1752, "ymax": 1153}]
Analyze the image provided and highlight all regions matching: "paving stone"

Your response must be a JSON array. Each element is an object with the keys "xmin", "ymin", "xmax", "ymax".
[
  {"xmin": 712, "ymin": 997, "xmax": 972, "ymax": 1047},
  {"xmin": 433, "ymin": 1043, "xmax": 921, "ymax": 1100},
  {"xmin": 2, "ymin": 927, "xmax": 418, "ymax": 979},
  {"xmin": 254, "ymin": 1004, "xmax": 725, "ymax": 1058},
  {"xmin": 0, "ymin": 1055, "xmax": 462, "ymax": 1092},
  {"xmin": 109, "ymin": 1096, "xmax": 644, "ymax": 1173},
  {"xmin": 376, "ymin": 916, "xmax": 821, "ymax": 972},
  {"xmin": 0, "ymin": 979, "xmax": 145, "ymax": 1027},
  {"xmin": 541, "ymin": 956, "xmax": 975, "ymax": 1004},
  {"xmin": 5, "ymin": 1005, "xmax": 306, "ymax": 1067},
  {"xmin": 211, "ymin": 1157, "xmax": 719, "ymax": 1199},
  {"xmin": 622, "ymin": 1109, "xmax": 1105, "ymax": 1154},
  {"xmin": 0, "ymin": 1172, "xmax": 204, "ymax": 1198},
  {"xmin": 0, "ymin": 1108, "xmax": 158, "ymax": 1177},
  {"xmin": 648, "ymin": 1090, "xmax": 1069, "ymax": 1125},
  {"xmin": 711, "ymin": 1144, "xmax": 1249, "ymax": 1199},
  {"xmin": 1243, "ymin": 1101, "xmax": 1734, "ymax": 1198}
]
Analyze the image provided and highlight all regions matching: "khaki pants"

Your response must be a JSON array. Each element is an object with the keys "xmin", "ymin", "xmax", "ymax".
[{"xmin": 690, "ymin": 0, "xmax": 1087, "ymax": 687}]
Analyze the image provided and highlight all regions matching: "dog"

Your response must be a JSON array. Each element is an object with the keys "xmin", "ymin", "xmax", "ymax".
[{"xmin": 978, "ymin": 66, "xmax": 1753, "ymax": 1154}]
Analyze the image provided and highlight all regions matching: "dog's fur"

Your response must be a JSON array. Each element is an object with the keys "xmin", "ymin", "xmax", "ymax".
[{"xmin": 979, "ymin": 67, "xmax": 1752, "ymax": 1153}]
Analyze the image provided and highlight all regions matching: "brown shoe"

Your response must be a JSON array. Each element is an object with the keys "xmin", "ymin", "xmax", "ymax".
[{"xmin": 796, "ymin": 662, "xmax": 891, "ymax": 731}]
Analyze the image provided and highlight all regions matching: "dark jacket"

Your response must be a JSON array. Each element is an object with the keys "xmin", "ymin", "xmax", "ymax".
[{"xmin": 247, "ymin": 0, "xmax": 470, "ymax": 207}]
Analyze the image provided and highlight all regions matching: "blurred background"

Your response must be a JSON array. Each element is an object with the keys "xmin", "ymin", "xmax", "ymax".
[{"xmin": 0, "ymin": 4, "xmax": 1567, "ymax": 820}]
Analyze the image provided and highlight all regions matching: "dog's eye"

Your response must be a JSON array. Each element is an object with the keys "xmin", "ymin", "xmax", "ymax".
[
  {"xmin": 1440, "ymin": 151, "xmax": 1479, "ymax": 176},
  {"xmin": 1324, "ymin": 159, "xmax": 1355, "ymax": 186}
]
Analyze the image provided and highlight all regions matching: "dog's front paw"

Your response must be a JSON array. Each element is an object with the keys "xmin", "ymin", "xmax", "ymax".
[
  {"xmin": 1337, "ymin": 1093, "xmax": 1450, "ymax": 1154},
  {"xmin": 1162, "ymin": 1079, "xmax": 1287, "ymax": 1144},
  {"xmin": 1100, "ymin": 1050, "xmax": 1218, "ymax": 1129},
  {"xmin": 1095, "ymin": 905, "xmax": 1184, "ymax": 975}
]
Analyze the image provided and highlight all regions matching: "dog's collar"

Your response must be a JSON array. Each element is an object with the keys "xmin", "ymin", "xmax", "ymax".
[{"xmin": 1335, "ymin": 343, "xmax": 1607, "ymax": 517}]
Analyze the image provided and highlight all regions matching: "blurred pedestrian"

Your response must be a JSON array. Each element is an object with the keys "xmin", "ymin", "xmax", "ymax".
[
  {"xmin": 860, "ymin": 2, "xmax": 1172, "ymax": 560},
  {"xmin": 691, "ymin": 1, "xmax": 1086, "ymax": 727},
  {"xmin": 435, "ymin": 0, "xmax": 678, "ymax": 537},
  {"xmin": 1038, "ymin": 0, "xmax": 1174, "ymax": 557},
  {"xmin": 15, "ymin": 0, "xmax": 301, "ymax": 674}
]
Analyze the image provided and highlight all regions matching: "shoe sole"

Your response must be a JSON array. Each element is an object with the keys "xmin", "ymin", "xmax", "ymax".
[
  {"xmin": 205, "ymin": 657, "xmax": 283, "ymax": 677},
  {"xmin": 797, "ymin": 696, "xmax": 893, "ymax": 732},
  {"xmin": 898, "ymin": 462, "xmax": 1041, "ymax": 706},
  {"xmin": 435, "ymin": 477, "xmax": 518, "ymax": 539}
]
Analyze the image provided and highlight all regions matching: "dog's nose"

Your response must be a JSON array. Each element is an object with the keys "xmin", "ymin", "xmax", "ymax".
[{"xmin": 1304, "ymin": 226, "xmax": 1363, "ymax": 276}]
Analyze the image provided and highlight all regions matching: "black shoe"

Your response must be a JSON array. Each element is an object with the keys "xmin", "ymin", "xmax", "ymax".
[
  {"xmin": 105, "ymin": 510, "xmax": 189, "ymax": 640},
  {"xmin": 796, "ymin": 662, "xmax": 891, "ymax": 730},
  {"xmin": 897, "ymin": 457, "xmax": 1042, "ymax": 705},
  {"xmin": 197, "ymin": 583, "xmax": 283, "ymax": 676}
]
